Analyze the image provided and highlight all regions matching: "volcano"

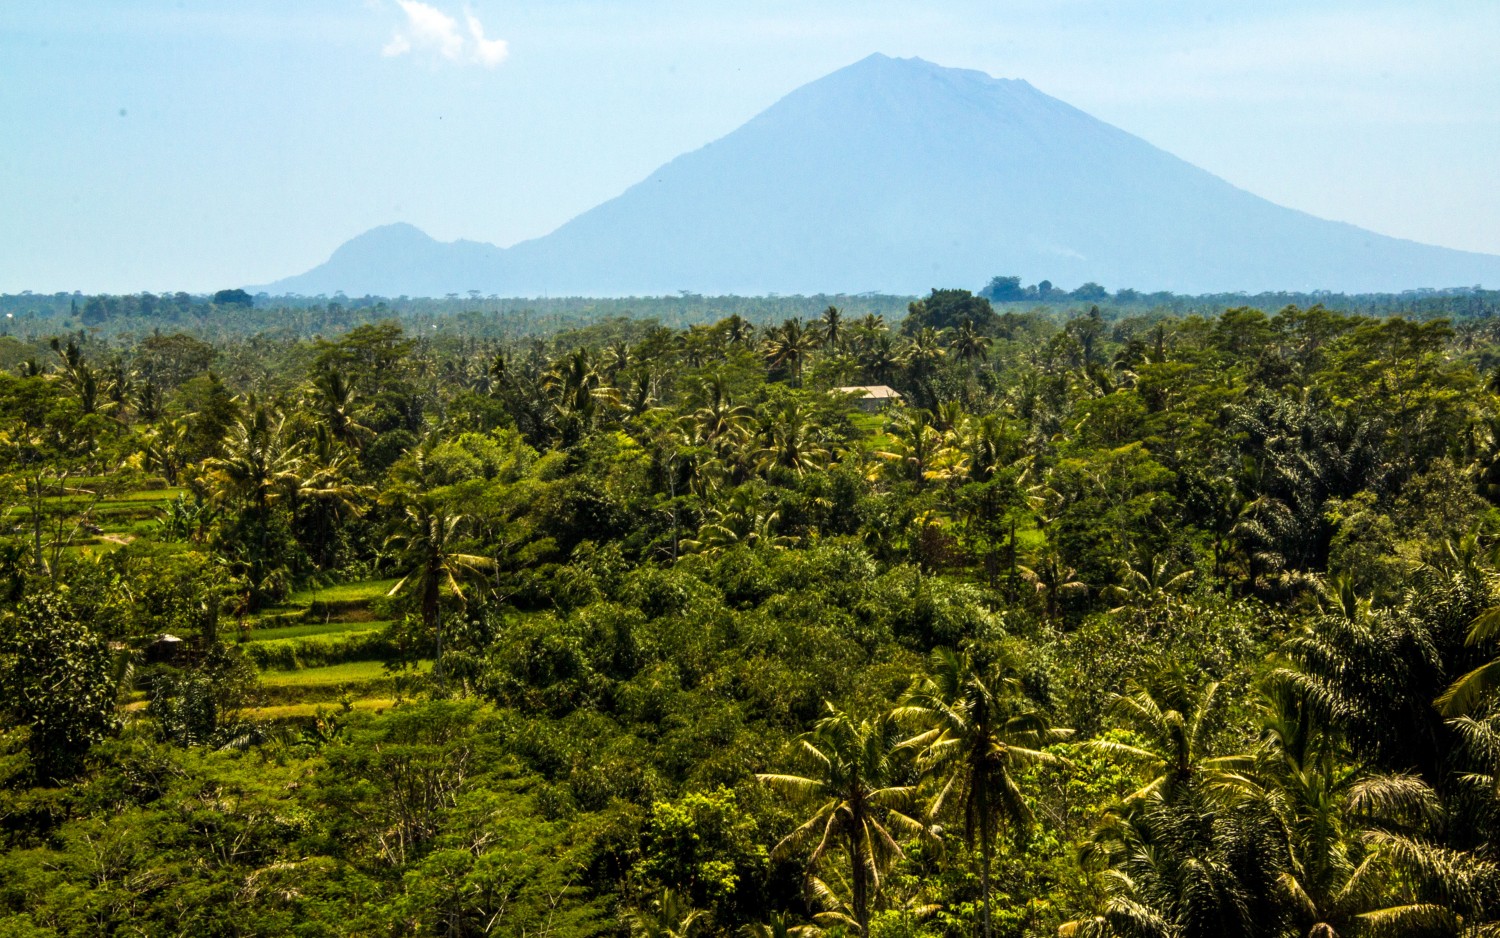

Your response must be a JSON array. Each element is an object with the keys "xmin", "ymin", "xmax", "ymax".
[{"xmin": 256, "ymin": 54, "xmax": 1500, "ymax": 297}]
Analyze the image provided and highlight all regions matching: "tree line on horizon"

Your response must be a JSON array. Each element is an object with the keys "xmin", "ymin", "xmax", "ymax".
[{"xmin": 2, "ymin": 279, "xmax": 1496, "ymax": 341}]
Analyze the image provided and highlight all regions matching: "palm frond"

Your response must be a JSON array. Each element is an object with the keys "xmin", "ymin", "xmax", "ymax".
[{"xmin": 1438, "ymin": 658, "xmax": 1500, "ymax": 717}]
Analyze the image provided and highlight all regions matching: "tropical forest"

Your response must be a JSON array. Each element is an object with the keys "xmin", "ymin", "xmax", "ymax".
[{"xmin": 5, "ymin": 287, "xmax": 1500, "ymax": 938}]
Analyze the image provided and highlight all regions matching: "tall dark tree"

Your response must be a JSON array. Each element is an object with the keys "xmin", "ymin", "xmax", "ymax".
[{"xmin": 904, "ymin": 288, "xmax": 995, "ymax": 335}]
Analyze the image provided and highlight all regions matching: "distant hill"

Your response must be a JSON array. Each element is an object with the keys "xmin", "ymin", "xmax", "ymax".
[
  {"xmin": 261, "ymin": 224, "xmax": 506, "ymax": 299},
  {"xmin": 255, "ymin": 54, "xmax": 1500, "ymax": 297}
]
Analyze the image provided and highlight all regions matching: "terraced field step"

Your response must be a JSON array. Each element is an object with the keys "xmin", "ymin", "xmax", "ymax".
[
  {"xmin": 22, "ymin": 484, "xmax": 186, "ymax": 552},
  {"xmin": 255, "ymin": 659, "xmax": 431, "ymax": 704},
  {"xmin": 240, "ymin": 626, "xmax": 395, "ymax": 671},
  {"xmin": 26, "ymin": 487, "xmax": 183, "ymax": 514},
  {"xmin": 260, "ymin": 659, "xmax": 429, "ymax": 686},
  {"xmin": 241, "ymin": 608, "xmax": 313, "ymax": 629},
  {"xmin": 243, "ymin": 578, "xmax": 400, "ymax": 630},
  {"xmin": 286, "ymin": 579, "xmax": 400, "ymax": 608},
  {"xmin": 243, "ymin": 697, "xmax": 397, "ymax": 721},
  {"xmin": 244, "ymin": 619, "xmax": 392, "ymax": 642}
]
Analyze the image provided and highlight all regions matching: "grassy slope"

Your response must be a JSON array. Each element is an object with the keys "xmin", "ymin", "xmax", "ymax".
[
  {"xmin": 286, "ymin": 579, "xmax": 400, "ymax": 606},
  {"xmin": 242, "ymin": 698, "xmax": 397, "ymax": 720},
  {"xmin": 244, "ymin": 620, "xmax": 390, "ymax": 642},
  {"xmin": 259, "ymin": 660, "xmax": 423, "ymax": 686}
]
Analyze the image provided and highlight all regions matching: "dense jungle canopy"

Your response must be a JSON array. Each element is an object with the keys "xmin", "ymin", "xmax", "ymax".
[{"xmin": 4, "ymin": 288, "xmax": 1500, "ymax": 937}]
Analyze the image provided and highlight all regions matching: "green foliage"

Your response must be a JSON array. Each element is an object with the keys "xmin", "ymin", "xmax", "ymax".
[
  {"xmin": 904, "ymin": 288, "xmax": 995, "ymax": 335},
  {"xmin": 0, "ymin": 591, "xmax": 116, "ymax": 782},
  {"xmin": 146, "ymin": 643, "xmax": 258, "ymax": 747},
  {"xmin": 210, "ymin": 288, "xmax": 253, "ymax": 308},
  {"xmin": 636, "ymin": 787, "xmax": 768, "ymax": 920},
  {"xmin": 1055, "ymin": 597, "xmax": 1269, "ymax": 734},
  {"xmin": 4, "ymin": 299, "xmax": 1500, "ymax": 935}
]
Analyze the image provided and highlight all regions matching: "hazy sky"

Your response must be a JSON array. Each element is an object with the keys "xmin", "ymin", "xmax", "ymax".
[{"xmin": 3, "ymin": 1, "xmax": 1498, "ymax": 293}]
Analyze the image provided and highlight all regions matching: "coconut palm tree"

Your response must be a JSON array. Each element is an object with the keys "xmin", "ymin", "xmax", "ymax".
[
  {"xmin": 626, "ymin": 889, "xmax": 710, "ymax": 938},
  {"xmin": 953, "ymin": 319, "xmax": 993, "ymax": 365},
  {"xmin": 859, "ymin": 333, "xmax": 905, "ymax": 386},
  {"xmin": 141, "ymin": 418, "xmax": 192, "ymax": 486},
  {"xmin": 1017, "ymin": 549, "xmax": 1087, "ymax": 622},
  {"xmin": 955, "ymin": 413, "xmax": 1019, "ymax": 484},
  {"xmin": 1439, "ymin": 602, "xmax": 1500, "ymax": 717},
  {"xmin": 620, "ymin": 369, "xmax": 661, "ymax": 420},
  {"xmin": 1276, "ymin": 569, "xmax": 1484, "ymax": 786},
  {"xmin": 852, "ymin": 313, "xmax": 889, "ymax": 350},
  {"xmin": 133, "ymin": 378, "xmax": 164, "ymax": 422},
  {"xmin": 897, "ymin": 646, "xmax": 1072, "ymax": 938},
  {"xmin": 680, "ymin": 487, "xmax": 794, "ymax": 556},
  {"xmin": 903, "ymin": 327, "xmax": 947, "ymax": 385},
  {"xmin": 1360, "ymin": 832, "xmax": 1500, "ymax": 936},
  {"xmin": 765, "ymin": 319, "xmax": 821, "ymax": 387},
  {"xmin": 692, "ymin": 375, "xmax": 754, "ymax": 455},
  {"xmin": 755, "ymin": 400, "xmax": 829, "ymax": 476},
  {"xmin": 1065, "ymin": 787, "xmax": 1287, "ymax": 938},
  {"xmin": 722, "ymin": 313, "xmax": 757, "ymax": 348},
  {"xmin": 206, "ymin": 405, "xmax": 308, "ymax": 593},
  {"xmin": 545, "ymin": 346, "xmax": 616, "ymax": 442},
  {"xmin": 875, "ymin": 408, "xmax": 965, "ymax": 488},
  {"xmin": 310, "ymin": 367, "xmax": 373, "ymax": 451},
  {"xmin": 296, "ymin": 426, "xmax": 371, "ymax": 571},
  {"xmin": 50, "ymin": 337, "xmax": 114, "ymax": 417},
  {"xmin": 1107, "ymin": 552, "xmax": 1196, "ymax": 612},
  {"xmin": 1449, "ymin": 707, "xmax": 1500, "ymax": 805},
  {"xmin": 602, "ymin": 341, "xmax": 635, "ymax": 380},
  {"xmin": 800, "ymin": 864, "xmax": 941, "ymax": 935},
  {"xmin": 759, "ymin": 704, "xmax": 931, "ymax": 936},
  {"xmin": 1070, "ymin": 686, "xmax": 1334, "ymax": 938},
  {"xmin": 385, "ymin": 502, "xmax": 495, "ymax": 690},
  {"xmin": 1095, "ymin": 681, "xmax": 1237, "ymax": 805},
  {"xmin": 820, "ymin": 305, "xmax": 846, "ymax": 351},
  {"xmin": 678, "ymin": 324, "xmax": 717, "ymax": 368}
]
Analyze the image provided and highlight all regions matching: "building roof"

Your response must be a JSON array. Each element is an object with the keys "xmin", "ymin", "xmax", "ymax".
[{"xmin": 834, "ymin": 385, "xmax": 903, "ymax": 400}]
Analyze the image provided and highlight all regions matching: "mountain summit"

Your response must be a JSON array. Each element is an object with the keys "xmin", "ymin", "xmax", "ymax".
[{"xmin": 258, "ymin": 54, "xmax": 1500, "ymax": 297}]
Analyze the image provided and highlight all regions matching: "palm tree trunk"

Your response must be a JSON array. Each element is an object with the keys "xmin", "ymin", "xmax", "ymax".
[
  {"xmin": 30, "ymin": 474, "xmax": 46, "ymax": 574},
  {"xmin": 1006, "ymin": 520, "xmax": 1017, "ymax": 598},
  {"xmin": 970, "ymin": 722, "xmax": 997, "ymax": 938},
  {"xmin": 256, "ymin": 487, "xmax": 270, "ymax": 592},
  {"xmin": 434, "ymin": 605, "xmax": 444, "ymax": 690},
  {"xmin": 424, "ymin": 565, "xmax": 444, "ymax": 689},
  {"xmin": 851, "ymin": 829, "xmax": 871, "ymax": 936},
  {"xmin": 980, "ymin": 794, "xmax": 994, "ymax": 938}
]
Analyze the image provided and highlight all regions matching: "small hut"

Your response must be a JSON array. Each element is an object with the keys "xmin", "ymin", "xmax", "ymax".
[
  {"xmin": 144, "ymin": 633, "xmax": 185, "ymax": 664},
  {"xmin": 834, "ymin": 385, "xmax": 903, "ymax": 413}
]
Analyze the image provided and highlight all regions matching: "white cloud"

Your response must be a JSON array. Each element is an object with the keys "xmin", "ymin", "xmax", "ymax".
[
  {"xmin": 398, "ymin": 1, "xmax": 464, "ymax": 59},
  {"xmin": 382, "ymin": 1, "xmax": 508, "ymax": 67},
  {"xmin": 467, "ymin": 12, "xmax": 510, "ymax": 67}
]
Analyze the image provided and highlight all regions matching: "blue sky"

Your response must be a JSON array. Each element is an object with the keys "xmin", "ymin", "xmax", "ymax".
[{"xmin": 3, "ymin": 1, "xmax": 1498, "ymax": 293}]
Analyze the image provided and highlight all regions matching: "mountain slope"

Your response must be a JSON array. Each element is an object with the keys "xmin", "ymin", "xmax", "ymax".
[{"xmin": 255, "ymin": 54, "xmax": 1500, "ymax": 297}]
